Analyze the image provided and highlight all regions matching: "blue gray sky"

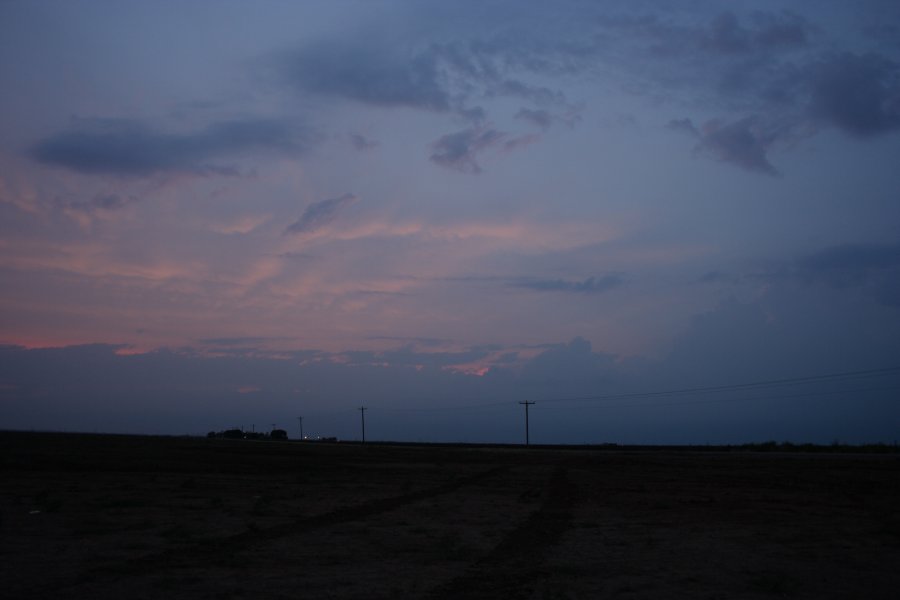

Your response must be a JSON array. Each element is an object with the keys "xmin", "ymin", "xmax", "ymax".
[{"xmin": 2, "ymin": 1, "xmax": 900, "ymax": 443}]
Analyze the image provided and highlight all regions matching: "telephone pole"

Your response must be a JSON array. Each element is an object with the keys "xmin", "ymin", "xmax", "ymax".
[
  {"xmin": 358, "ymin": 406, "xmax": 367, "ymax": 443},
  {"xmin": 297, "ymin": 416, "xmax": 303, "ymax": 441},
  {"xmin": 519, "ymin": 401, "xmax": 535, "ymax": 446}
]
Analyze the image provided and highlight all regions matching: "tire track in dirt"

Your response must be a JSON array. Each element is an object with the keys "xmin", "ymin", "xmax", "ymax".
[
  {"xmin": 69, "ymin": 465, "xmax": 508, "ymax": 586},
  {"xmin": 426, "ymin": 466, "xmax": 576, "ymax": 600}
]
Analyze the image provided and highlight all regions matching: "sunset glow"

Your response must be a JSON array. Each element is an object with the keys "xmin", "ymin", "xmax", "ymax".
[{"xmin": 2, "ymin": 1, "xmax": 900, "ymax": 443}]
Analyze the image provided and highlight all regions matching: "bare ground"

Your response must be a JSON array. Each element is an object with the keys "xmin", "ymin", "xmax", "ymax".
[{"xmin": 2, "ymin": 432, "xmax": 898, "ymax": 599}]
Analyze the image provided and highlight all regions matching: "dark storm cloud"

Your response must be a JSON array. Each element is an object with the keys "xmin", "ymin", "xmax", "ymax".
[
  {"xmin": 701, "ymin": 11, "xmax": 808, "ymax": 55},
  {"xmin": 798, "ymin": 242, "xmax": 900, "ymax": 305},
  {"xmin": 278, "ymin": 23, "xmax": 585, "ymax": 119},
  {"xmin": 283, "ymin": 39, "xmax": 454, "ymax": 112},
  {"xmin": 807, "ymin": 53, "xmax": 900, "ymax": 136},
  {"xmin": 32, "ymin": 118, "xmax": 309, "ymax": 176},
  {"xmin": 599, "ymin": 9, "xmax": 810, "ymax": 60},
  {"xmin": 696, "ymin": 116, "xmax": 784, "ymax": 175},
  {"xmin": 670, "ymin": 116, "xmax": 788, "ymax": 175},
  {"xmin": 801, "ymin": 242, "xmax": 900, "ymax": 275},
  {"xmin": 284, "ymin": 193, "xmax": 358, "ymax": 235},
  {"xmin": 744, "ymin": 242, "xmax": 900, "ymax": 308},
  {"xmin": 671, "ymin": 116, "xmax": 798, "ymax": 175},
  {"xmin": 429, "ymin": 127, "xmax": 506, "ymax": 173},
  {"xmin": 512, "ymin": 274, "xmax": 625, "ymax": 294},
  {"xmin": 667, "ymin": 50, "xmax": 900, "ymax": 173},
  {"xmin": 519, "ymin": 337, "xmax": 617, "ymax": 389},
  {"xmin": 271, "ymin": 5, "xmax": 900, "ymax": 176}
]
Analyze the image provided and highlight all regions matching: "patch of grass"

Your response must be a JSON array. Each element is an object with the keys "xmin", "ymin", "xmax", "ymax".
[
  {"xmin": 434, "ymin": 531, "xmax": 474, "ymax": 561},
  {"xmin": 160, "ymin": 524, "xmax": 193, "ymax": 542},
  {"xmin": 746, "ymin": 569, "xmax": 796, "ymax": 596},
  {"xmin": 32, "ymin": 489, "xmax": 63, "ymax": 513},
  {"xmin": 102, "ymin": 497, "xmax": 147, "ymax": 509}
]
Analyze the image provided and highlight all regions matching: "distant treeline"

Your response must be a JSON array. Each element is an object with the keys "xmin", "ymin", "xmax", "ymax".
[
  {"xmin": 207, "ymin": 428, "xmax": 288, "ymax": 440},
  {"xmin": 205, "ymin": 429, "xmax": 340, "ymax": 442},
  {"xmin": 735, "ymin": 440, "xmax": 899, "ymax": 454}
]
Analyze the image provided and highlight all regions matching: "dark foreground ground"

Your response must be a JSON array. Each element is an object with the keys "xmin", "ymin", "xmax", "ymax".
[{"xmin": 2, "ymin": 432, "xmax": 899, "ymax": 599}]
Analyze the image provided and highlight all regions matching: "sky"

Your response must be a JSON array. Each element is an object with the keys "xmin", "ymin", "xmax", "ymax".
[{"xmin": 2, "ymin": 0, "xmax": 900, "ymax": 444}]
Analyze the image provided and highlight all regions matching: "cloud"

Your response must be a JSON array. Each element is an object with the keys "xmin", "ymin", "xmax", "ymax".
[
  {"xmin": 429, "ymin": 127, "xmax": 506, "ymax": 173},
  {"xmin": 515, "ymin": 108, "xmax": 553, "ymax": 129},
  {"xmin": 669, "ymin": 115, "xmax": 786, "ymax": 174},
  {"xmin": 748, "ymin": 10, "xmax": 809, "ymax": 48},
  {"xmin": 366, "ymin": 336, "xmax": 449, "ymax": 348},
  {"xmin": 692, "ymin": 116, "xmax": 789, "ymax": 175},
  {"xmin": 667, "ymin": 118, "xmax": 698, "ymax": 135},
  {"xmin": 57, "ymin": 193, "xmax": 136, "ymax": 213},
  {"xmin": 284, "ymin": 193, "xmax": 358, "ymax": 236},
  {"xmin": 599, "ymin": 9, "xmax": 809, "ymax": 61},
  {"xmin": 198, "ymin": 336, "xmax": 289, "ymax": 347},
  {"xmin": 349, "ymin": 133, "xmax": 379, "ymax": 151},
  {"xmin": 667, "ymin": 50, "xmax": 900, "ymax": 173},
  {"xmin": 32, "ymin": 118, "xmax": 310, "ymax": 177},
  {"xmin": 518, "ymin": 336, "xmax": 617, "ymax": 389},
  {"xmin": 696, "ymin": 270, "xmax": 735, "ymax": 284},
  {"xmin": 701, "ymin": 11, "xmax": 808, "ymax": 55},
  {"xmin": 278, "ymin": 21, "xmax": 582, "ymax": 122},
  {"xmin": 807, "ymin": 52, "xmax": 900, "ymax": 136},
  {"xmin": 797, "ymin": 242, "xmax": 900, "ymax": 305},
  {"xmin": 282, "ymin": 39, "xmax": 454, "ymax": 112},
  {"xmin": 512, "ymin": 274, "xmax": 625, "ymax": 294},
  {"xmin": 502, "ymin": 134, "xmax": 541, "ymax": 152}
]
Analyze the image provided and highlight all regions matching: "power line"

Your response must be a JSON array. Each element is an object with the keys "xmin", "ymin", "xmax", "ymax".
[
  {"xmin": 530, "ymin": 384, "xmax": 900, "ymax": 413},
  {"xmin": 528, "ymin": 366, "xmax": 900, "ymax": 406},
  {"xmin": 352, "ymin": 366, "xmax": 900, "ymax": 414},
  {"xmin": 377, "ymin": 400, "xmax": 514, "ymax": 413}
]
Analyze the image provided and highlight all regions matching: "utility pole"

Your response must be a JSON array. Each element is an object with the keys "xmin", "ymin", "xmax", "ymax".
[
  {"xmin": 359, "ymin": 406, "xmax": 367, "ymax": 443},
  {"xmin": 297, "ymin": 416, "xmax": 304, "ymax": 441},
  {"xmin": 519, "ymin": 401, "xmax": 535, "ymax": 446}
]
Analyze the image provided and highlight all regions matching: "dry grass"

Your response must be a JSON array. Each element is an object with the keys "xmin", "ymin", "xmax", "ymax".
[{"xmin": 2, "ymin": 432, "xmax": 899, "ymax": 599}]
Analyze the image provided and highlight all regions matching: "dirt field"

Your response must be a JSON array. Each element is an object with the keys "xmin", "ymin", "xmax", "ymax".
[{"xmin": 2, "ymin": 432, "xmax": 899, "ymax": 599}]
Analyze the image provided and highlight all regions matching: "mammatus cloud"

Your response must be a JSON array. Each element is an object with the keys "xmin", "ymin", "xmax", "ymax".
[
  {"xmin": 284, "ymin": 193, "xmax": 358, "ymax": 236},
  {"xmin": 32, "ymin": 118, "xmax": 309, "ymax": 176},
  {"xmin": 512, "ymin": 274, "xmax": 625, "ymax": 294}
]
